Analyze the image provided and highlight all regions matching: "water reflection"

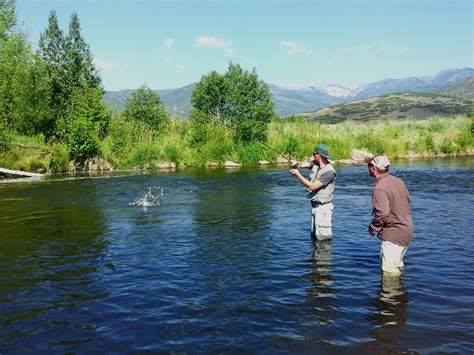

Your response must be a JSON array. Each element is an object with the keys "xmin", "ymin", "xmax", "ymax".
[
  {"xmin": 0, "ymin": 180, "xmax": 110, "ymax": 349},
  {"xmin": 304, "ymin": 241, "xmax": 335, "ymax": 327},
  {"xmin": 364, "ymin": 275, "xmax": 409, "ymax": 352}
]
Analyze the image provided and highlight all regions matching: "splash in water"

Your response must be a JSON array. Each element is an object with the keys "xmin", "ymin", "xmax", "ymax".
[{"xmin": 129, "ymin": 187, "xmax": 163, "ymax": 207}]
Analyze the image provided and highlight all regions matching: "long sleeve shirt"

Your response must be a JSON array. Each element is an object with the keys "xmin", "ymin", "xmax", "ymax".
[{"xmin": 369, "ymin": 173, "xmax": 414, "ymax": 246}]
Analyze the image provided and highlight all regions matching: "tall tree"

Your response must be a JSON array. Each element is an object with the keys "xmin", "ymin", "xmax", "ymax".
[
  {"xmin": 123, "ymin": 84, "xmax": 169, "ymax": 133},
  {"xmin": 65, "ymin": 12, "xmax": 102, "ymax": 92},
  {"xmin": 223, "ymin": 63, "xmax": 274, "ymax": 142},
  {"xmin": 37, "ymin": 10, "xmax": 67, "ymax": 138},
  {"xmin": 0, "ymin": 0, "xmax": 51, "ymax": 135},
  {"xmin": 0, "ymin": 0, "xmax": 16, "ymax": 40},
  {"xmin": 191, "ymin": 63, "xmax": 274, "ymax": 143},
  {"xmin": 191, "ymin": 71, "xmax": 227, "ymax": 120}
]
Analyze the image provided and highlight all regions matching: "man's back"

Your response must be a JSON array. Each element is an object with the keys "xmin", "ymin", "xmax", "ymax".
[{"xmin": 373, "ymin": 174, "xmax": 413, "ymax": 246}]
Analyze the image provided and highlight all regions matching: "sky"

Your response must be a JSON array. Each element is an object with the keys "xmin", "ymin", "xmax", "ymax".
[{"xmin": 15, "ymin": 0, "xmax": 473, "ymax": 91}]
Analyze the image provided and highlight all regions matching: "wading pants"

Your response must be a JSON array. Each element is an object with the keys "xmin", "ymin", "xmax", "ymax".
[
  {"xmin": 380, "ymin": 240, "xmax": 409, "ymax": 275},
  {"xmin": 311, "ymin": 202, "xmax": 333, "ymax": 241}
]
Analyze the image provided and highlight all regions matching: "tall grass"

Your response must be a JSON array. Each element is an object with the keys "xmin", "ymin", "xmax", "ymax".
[{"xmin": 2, "ymin": 115, "xmax": 472, "ymax": 172}]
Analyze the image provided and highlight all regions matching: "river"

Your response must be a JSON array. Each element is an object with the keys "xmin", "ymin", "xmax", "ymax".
[{"xmin": 1, "ymin": 158, "xmax": 473, "ymax": 352}]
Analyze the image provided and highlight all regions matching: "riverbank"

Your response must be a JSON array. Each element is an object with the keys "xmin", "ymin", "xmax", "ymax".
[{"xmin": 1, "ymin": 115, "xmax": 472, "ymax": 174}]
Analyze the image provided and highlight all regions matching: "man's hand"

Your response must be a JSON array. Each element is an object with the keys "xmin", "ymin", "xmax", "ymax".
[
  {"xmin": 368, "ymin": 225, "xmax": 375, "ymax": 236},
  {"xmin": 289, "ymin": 168, "xmax": 299, "ymax": 176},
  {"xmin": 290, "ymin": 160, "xmax": 299, "ymax": 169}
]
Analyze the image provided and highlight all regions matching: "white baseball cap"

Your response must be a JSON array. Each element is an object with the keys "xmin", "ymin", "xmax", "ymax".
[{"xmin": 364, "ymin": 154, "xmax": 390, "ymax": 171}]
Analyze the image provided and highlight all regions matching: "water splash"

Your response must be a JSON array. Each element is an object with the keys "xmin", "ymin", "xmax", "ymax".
[{"xmin": 129, "ymin": 187, "xmax": 163, "ymax": 207}]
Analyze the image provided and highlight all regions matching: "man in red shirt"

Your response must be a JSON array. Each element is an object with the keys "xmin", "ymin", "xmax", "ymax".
[{"xmin": 365, "ymin": 155, "xmax": 414, "ymax": 276}]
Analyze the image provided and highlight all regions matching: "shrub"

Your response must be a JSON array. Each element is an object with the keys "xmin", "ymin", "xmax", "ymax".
[
  {"xmin": 48, "ymin": 143, "xmax": 69, "ymax": 172},
  {"xmin": 0, "ymin": 122, "xmax": 12, "ymax": 152},
  {"xmin": 126, "ymin": 146, "xmax": 159, "ymax": 169},
  {"xmin": 163, "ymin": 144, "xmax": 180, "ymax": 163},
  {"xmin": 67, "ymin": 118, "xmax": 99, "ymax": 165}
]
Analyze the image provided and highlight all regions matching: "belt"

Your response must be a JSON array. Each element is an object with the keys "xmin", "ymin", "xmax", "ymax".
[{"xmin": 311, "ymin": 200, "xmax": 332, "ymax": 207}]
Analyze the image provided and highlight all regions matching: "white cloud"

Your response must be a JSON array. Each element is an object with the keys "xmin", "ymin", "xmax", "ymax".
[
  {"xmin": 164, "ymin": 37, "xmax": 174, "ymax": 47},
  {"xmin": 343, "ymin": 41, "xmax": 411, "ymax": 54},
  {"xmin": 196, "ymin": 36, "xmax": 234, "ymax": 57},
  {"xmin": 164, "ymin": 56, "xmax": 173, "ymax": 64},
  {"xmin": 93, "ymin": 58, "xmax": 117, "ymax": 71},
  {"xmin": 196, "ymin": 36, "xmax": 228, "ymax": 48},
  {"xmin": 278, "ymin": 40, "xmax": 312, "ymax": 55},
  {"xmin": 176, "ymin": 64, "xmax": 185, "ymax": 70}
]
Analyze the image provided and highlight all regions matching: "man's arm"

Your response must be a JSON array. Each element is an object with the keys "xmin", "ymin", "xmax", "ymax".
[
  {"xmin": 368, "ymin": 188, "xmax": 390, "ymax": 236},
  {"xmin": 290, "ymin": 168, "xmax": 334, "ymax": 191}
]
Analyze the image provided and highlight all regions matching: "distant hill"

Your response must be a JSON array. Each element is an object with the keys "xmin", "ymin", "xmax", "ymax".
[
  {"xmin": 299, "ymin": 93, "xmax": 472, "ymax": 123},
  {"xmin": 103, "ymin": 67, "xmax": 473, "ymax": 117},
  {"xmin": 436, "ymin": 78, "xmax": 474, "ymax": 101}
]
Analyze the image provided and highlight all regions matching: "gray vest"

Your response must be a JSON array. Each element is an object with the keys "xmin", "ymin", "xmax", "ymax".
[{"xmin": 307, "ymin": 164, "xmax": 336, "ymax": 204}]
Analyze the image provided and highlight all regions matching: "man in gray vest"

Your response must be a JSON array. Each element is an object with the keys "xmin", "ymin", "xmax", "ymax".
[{"xmin": 290, "ymin": 144, "xmax": 337, "ymax": 241}]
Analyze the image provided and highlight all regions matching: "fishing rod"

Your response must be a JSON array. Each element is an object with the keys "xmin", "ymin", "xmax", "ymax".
[{"xmin": 168, "ymin": 108, "xmax": 296, "ymax": 166}]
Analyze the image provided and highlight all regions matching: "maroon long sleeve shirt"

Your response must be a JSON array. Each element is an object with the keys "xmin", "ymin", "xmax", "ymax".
[{"xmin": 369, "ymin": 173, "xmax": 413, "ymax": 246}]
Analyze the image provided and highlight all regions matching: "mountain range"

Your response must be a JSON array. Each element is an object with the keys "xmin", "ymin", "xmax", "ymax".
[{"xmin": 103, "ymin": 67, "xmax": 473, "ymax": 117}]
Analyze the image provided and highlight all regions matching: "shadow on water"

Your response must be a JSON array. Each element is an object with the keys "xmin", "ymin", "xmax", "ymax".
[{"xmin": 0, "ymin": 180, "xmax": 110, "ymax": 350}]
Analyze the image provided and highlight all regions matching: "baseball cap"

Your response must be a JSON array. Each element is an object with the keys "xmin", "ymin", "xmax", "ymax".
[
  {"xmin": 364, "ymin": 154, "xmax": 390, "ymax": 171},
  {"xmin": 314, "ymin": 144, "xmax": 332, "ymax": 159}
]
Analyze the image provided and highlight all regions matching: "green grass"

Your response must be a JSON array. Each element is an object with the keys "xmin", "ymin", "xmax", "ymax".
[{"xmin": 1, "ymin": 115, "xmax": 472, "ymax": 172}]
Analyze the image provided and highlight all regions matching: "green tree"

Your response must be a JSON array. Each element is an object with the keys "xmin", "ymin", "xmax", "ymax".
[
  {"xmin": 223, "ymin": 63, "xmax": 274, "ymax": 142},
  {"xmin": 0, "ymin": 0, "xmax": 51, "ymax": 135},
  {"xmin": 0, "ymin": 0, "xmax": 16, "ymax": 40},
  {"xmin": 64, "ymin": 12, "xmax": 102, "ymax": 92},
  {"xmin": 191, "ymin": 63, "xmax": 274, "ymax": 143},
  {"xmin": 191, "ymin": 71, "xmax": 226, "ymax": 120},
  {"xmin": 37, "ymin": 10, "xmax": 67, "ymax": 138},
  {"xmin": 122, "ymin": 84, "xmax": 169, "ymax": 132}
]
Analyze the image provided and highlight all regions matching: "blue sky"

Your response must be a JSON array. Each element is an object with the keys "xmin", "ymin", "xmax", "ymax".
[{"xmin": 16, "ymin": 0, "xmax": 473, "ymax": 91}]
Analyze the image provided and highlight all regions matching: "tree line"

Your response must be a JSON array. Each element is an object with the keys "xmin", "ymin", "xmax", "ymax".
[{"xmin": 1, "ymin": 0, "xmax": 275, "ymax": 170}]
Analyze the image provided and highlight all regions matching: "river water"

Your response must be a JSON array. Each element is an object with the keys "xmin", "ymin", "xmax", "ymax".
[{"xmin": 1, "ymin": 158, "xmax": 473, "ymax": 353}]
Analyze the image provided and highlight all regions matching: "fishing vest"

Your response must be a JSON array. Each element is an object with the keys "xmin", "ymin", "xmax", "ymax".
[{"xmin": 307, "ymin": 163, "xmax": 337, "ymax": 205}]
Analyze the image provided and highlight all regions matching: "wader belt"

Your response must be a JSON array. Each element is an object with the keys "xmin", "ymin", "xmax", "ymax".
[{"xmin": 311, "ymin": 200, "xmax": 333, "ymax": 207}]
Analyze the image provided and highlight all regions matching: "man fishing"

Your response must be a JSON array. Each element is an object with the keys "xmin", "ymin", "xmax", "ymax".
[
  {"xmin": 365, "ymin": 154, "xmax": 413, "ymax": 276},
  {"xmin": 290, "ymin": 144, "xmax": 336, "ymax": 241}
]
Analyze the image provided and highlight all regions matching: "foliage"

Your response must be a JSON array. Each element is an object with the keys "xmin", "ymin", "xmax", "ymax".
[
  {"xmin": 191, "ymin": 63, "xmax": 274, "ymax": 144},
  {"xmin": 0, "ymin": 120, "xmax": 11, "ymax": 152},
  {"xmin": 126, "ymin": 146, "xmax": 159, "ymax": 169},
  {"xmin": 100, "ymin": 114, "xmax": 154, "ymax": 165},
  {"xmin": 122, "ymin": 84, "xmax": 169, "ymax": 133},
  {"xmin": 64, "ymin": 12, "xmax": 102, "ymax": 92},
  {"xmin": 57, "ymin": 87, "xmax": 111, "ymax": 139},
  {"xmin": 191, "ymin": 71, "xmax": 226, "ymax": 119},
  {"xmin": 48, "ymin": 142, "xmax": 69, "ymax": 172},
  {"xmin": 67, "ymin": 118, "xmax": 99, "ymax": 165}
]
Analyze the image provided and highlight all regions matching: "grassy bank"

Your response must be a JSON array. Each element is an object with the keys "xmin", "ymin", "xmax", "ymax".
[{"xmin": 1, "ymin": 115, "xmax": 472, "ymax": 173}]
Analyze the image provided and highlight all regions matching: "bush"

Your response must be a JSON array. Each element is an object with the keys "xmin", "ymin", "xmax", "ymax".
[
  {"xmin": 48, "ymin": 143, "xmax": 69, "ymax": 172},
  {"xmin": 67, "ymin": 118, "xmax": 99, "ymax": 165},
  {"xmin": 163, "ymin": 144, "xmax": 180, "ymax": 163},
  {"xmin": 0, "ymin": 122, "xmax": 12, "ymax": 152},
  {"xmin": 126, "ymin": 146, "xmax": 159, "ymax": 169},
  {"xmin": 456, "ymin": 117, "xmax": 474, "ymax": 151}
]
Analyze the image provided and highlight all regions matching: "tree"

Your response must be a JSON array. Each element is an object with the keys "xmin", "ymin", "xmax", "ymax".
[
  {"xmin": 191, "ymin": 63, "xmax": 274, "ymax": 143},
  {"xmin": 37, "ymin": 10, "xmax": 67, "ymax": 138},
  {"xmin": 0, "ymin": 0, "xmax": 51, "ymax": 135},
  {"xmin": 122, "ymin": 84, "xmax": 169, "ymax": 132},
  {"xmin": 0, "ymin": 0, "xmax": 16, "ymax": 40},
  {"xmin": 64, "ymin": 12, "xmax": 102, "ymax": 92},
  {"xmin": 191, "ymin": 71, "xmax": 226, "ymax": 120},
  {"xmin": 223, "ymin": 63, "xmax": 274, "ymax": 142}
]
